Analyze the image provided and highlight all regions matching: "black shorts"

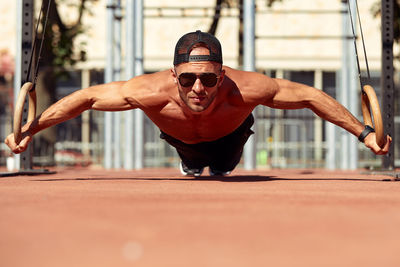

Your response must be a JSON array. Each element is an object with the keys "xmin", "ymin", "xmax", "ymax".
[{"xmin": 160, "ymin": 114, "xmax": 254, "ymax": 172}]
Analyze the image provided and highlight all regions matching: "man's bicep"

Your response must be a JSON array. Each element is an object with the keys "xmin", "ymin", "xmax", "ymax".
[
  {"xmin": 263, "ymin": 78, "xmax": 312, "ymax": 109},
  {"xmin": 83, "ymin": 81, "xmax": 137, "ymax": 111}
]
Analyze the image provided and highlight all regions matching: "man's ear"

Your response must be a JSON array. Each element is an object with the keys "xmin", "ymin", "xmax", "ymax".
[
  {"xmin": 218, "ymin": 69, "xmax": 225, "ymax": 86},
  {"xmin": 170, "ymin": 68, "xmax": 178, "ymax": 84}
]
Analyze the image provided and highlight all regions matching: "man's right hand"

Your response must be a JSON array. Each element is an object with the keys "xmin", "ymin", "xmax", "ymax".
[
  {"xmin": 4, "ymin": 132, "xmax": 33, "ymax": 154},
  {"xmin": 363, "ymin": 132, "xmax": 392, "ymax": 155}
]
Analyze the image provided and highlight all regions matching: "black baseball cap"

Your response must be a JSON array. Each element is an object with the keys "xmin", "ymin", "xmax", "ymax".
[{"xmin": 173, "ymin": 30, "xmax": 223, "ymax": 66}]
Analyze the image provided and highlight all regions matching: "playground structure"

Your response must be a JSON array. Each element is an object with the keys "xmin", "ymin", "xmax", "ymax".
[{"xmin": 1, "ymin": 0, "xmax": 397, "ymax": 173}]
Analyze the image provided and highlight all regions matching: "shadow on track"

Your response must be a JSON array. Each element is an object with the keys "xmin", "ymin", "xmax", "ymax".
[
  {"xmin": 31, "ymin": 175, "xmax": 274, "ymax": 183},
  {"xmin": 30, "ymin": 175, "xmax": 391, "ymax": 182}
]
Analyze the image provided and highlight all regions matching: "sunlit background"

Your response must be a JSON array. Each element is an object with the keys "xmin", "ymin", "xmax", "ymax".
[{"xmin": 0, "ymin": 0, "xmax": 398, "ymax": 170}]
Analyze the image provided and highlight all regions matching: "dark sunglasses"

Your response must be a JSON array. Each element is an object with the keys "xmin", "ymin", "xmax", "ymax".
[{"xmin": 178, "ymin": 72, "xmax": 219, "ymax": 87}]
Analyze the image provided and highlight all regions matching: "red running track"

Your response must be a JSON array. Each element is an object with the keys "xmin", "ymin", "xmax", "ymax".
[{"xmin": 1, "ymin": 167, "xmax": 400, "ymax": 267}]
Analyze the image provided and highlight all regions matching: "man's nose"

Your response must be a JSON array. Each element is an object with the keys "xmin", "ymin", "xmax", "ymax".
[{"xmin": 192, "ymin": 78, "xmax": 205, "ymax": 94}]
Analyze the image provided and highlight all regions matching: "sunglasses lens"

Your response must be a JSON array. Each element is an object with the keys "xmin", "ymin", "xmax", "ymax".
[
  {"xmin": 200, "ymin": 73, "xmax": 218, "ymax": 87},
  {"xmin": 178, "ymin": 73, "xmax": 218, "ymax": 87},
  {"xmin": 178, "ymin": 73, "xmax": 197, "ymax": 87}
]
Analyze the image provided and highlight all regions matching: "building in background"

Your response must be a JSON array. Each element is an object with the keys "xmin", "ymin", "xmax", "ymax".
[{"xmin": 0, "ymin": 0, "xmax": 397, "ymax": 169}]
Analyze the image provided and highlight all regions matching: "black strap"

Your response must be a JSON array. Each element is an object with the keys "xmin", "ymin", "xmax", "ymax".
[
  {"xmin": 358, "ymin": 125, "xmax": 375, "ymax": 142},
  {"xmin": 347, "ymin": 0, "xmax": 370, "ymax": 92},
  {"xmin": 32, "ymin": 0, "xmax": 52, "ymax": 85},
  {"xmin": 26, "ymin": 0, "xmax": 52, "ymax": 89}
]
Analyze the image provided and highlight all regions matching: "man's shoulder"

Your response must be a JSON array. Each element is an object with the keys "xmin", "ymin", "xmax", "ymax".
[
  {"xmin": 123, "ymin": 69, "xmax": 176, "ymax": 109},
  {"xmin": 222, "ymin": 66, "xmax": 278, "ymax": 106},
  {"xmin": 126, "ymin": 69, "xmax": 171, "ymax": 87},
  {"xmin": 223, "ymin": 66, "xmax": 273, "ymax": 87},
  {"xmin": 123, "ymin": 69, "xmax": 172, "ymax": 92}
]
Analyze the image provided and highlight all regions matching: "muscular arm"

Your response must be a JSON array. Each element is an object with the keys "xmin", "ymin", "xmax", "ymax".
[
  {"xmin": 266, "ymin": 78, "xmax": 364, "ymax": 136},
  {"xmin": 263, "ymin": 78, "xmax": 391, "ymax": 154},
  {"xmin": 32, "ymin": 82, "xmax": 135, "ymax": 133},
  {"xmin": 5, "ymin": 79, "xmax": 141, "ymax": 153},
  {"xmin": 226, "ymin": 68, "xmax": 365, "ymax": 137}
]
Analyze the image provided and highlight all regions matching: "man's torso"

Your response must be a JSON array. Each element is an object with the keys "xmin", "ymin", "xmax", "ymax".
[{"xmin": 126, "ymin": 67, "xmax": 273, "ymax": 144}]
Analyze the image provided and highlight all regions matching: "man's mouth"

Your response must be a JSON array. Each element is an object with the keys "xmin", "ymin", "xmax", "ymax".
[{"xmin": 190, "ymin": 96, "xmax": 206, "ymax": 103}]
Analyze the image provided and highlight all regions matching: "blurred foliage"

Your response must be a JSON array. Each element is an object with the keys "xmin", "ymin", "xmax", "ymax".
[
  {"xmin": 371, "ymin": 0, "xmax": 400, "ymax": 59},
  {"xmin": 39, "ymin": 0, "xmax": 98, "ymax": 77},
  {"xmin": 266, "ymin": 0, "xmax": 283, "ymax": 7},
  {"xmin": 219, "ymin": 0, "xmax": 283, "ymax": 8}
]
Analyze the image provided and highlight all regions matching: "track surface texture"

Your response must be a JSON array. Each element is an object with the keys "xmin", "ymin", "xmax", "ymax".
[{"xmin": 1, "ymin": 167, "xmax": 400, "ymax": 267}]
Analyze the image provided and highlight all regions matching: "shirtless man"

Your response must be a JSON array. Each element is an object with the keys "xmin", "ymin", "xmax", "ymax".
[{"xmin": 5, "ymin": 30, "xmax": 391, "ymax": 176}]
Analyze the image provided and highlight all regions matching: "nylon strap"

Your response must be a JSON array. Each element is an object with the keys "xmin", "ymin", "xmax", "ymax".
[
  {"xmin": 347, "ymin": 0, "xmax": 370, "ymax": 92},
  {"xmin": 26, "ymin": 0, "xmax": 52, "ymax": 91}
]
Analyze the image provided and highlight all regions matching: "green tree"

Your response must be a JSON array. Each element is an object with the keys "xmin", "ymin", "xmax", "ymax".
[
  {"xmin": 371, "ymin": 0, "xmax": 400, "ymax": 60},
  {"xmin": 34, "ymin": 0, "xmax": 97, "ymax": 164},
  {"xmin": 39, "ymin": 0, "xmax": 97, "ymax": 73},
  {"xmin": 209, "ymin": 0, "xmax": 282, "ymax": 67}
]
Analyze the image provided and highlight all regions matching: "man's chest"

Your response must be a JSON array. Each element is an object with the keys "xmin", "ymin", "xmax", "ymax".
[{"xmin": 146, "ymin": 104, "xmax": 253, "ymax": 144}]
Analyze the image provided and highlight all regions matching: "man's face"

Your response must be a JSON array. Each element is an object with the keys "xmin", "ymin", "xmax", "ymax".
[{"xmin": 173, "ymin": 47, "xmax": 224, "ymax": 113}]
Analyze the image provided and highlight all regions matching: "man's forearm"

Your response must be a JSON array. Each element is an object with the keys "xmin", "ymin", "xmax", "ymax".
[
  {"xmin": 23, "ymin": 90, "xmax": 92, "ymax": 136},
  {"xmin": 308, "ymin": 89, "xmax": 364, "ymax": 137},
  {"xmin": 270, "ymin": 79, "xmax": 365, "ymax": 137}
]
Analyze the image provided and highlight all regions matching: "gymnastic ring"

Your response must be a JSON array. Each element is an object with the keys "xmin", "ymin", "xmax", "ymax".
[
  {"xmin": 361, "ymin": 84, "xmax": 385, "ymax": 148},
  {"xmin": 13, "ymin": 82, "xmax": 37, "ymax": 145}
]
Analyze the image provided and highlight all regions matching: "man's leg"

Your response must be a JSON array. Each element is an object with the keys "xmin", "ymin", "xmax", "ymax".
[
  {"xmin": 159, "ymin": 114, "xmax": 254, "ymax": 176},
  {"xmin": 209, "ymin": 114, "xmax": 254, "ymax": 175},
  {"xmin": 160, "ymin": 132, "xmax": 210, "ymax": 176}
]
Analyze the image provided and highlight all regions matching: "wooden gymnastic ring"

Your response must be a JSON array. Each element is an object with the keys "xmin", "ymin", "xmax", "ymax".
[
  {"xmin": 361, "ymin": 84, "xmax": 384, "ymax": 148},
  {"xmin": 13, "ymin": 82, "xmax": 37, "ymax": 145}
]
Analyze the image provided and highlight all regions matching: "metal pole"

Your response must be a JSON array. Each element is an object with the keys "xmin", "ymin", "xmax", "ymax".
[
  {"xmin": 348, "ymin": 0, "xmax": 358, "ymax": 170},
  {"xmin": 14, "ymin": 0, "xmax": 23, "ymax": 170},
  {"xmin": 314, "ymin": 70, "xmax": 323, "ymax": 165},
  {"xmin": 326, "ymin": 70, "xmax": 341, "ymax": 170},
  {"xmin": 124, "ymin": 0, "xmax": 135, "ymax": 170},
  {"xmin": 325, "ymin": 113, "xmax": 337, "ymax": 169},
  {"xmin": 112, "ymin": 0, "xmax": 122, "ymax": 169},
  {"xmin": 243, "ymin": 0, "xmax": 256, "ymax": 170},
  {"xmin": 81, "ymin": 69, "xmax": 91, "ymax": 162},
  {"xmin": 274, "ymin": 70, "xmax": 284, "ymax": 168},
  {"xmin": 15, "ymin": 0, "xmax": 34, "ymax": 171},
  {"xmin": 381, "ymin": 0, "xmax": 395, "ymax": 169},
  {"xmin": 2, "ymin": 0, "xmax": 56, "ymax": 177},
  {"xmin": 340, "ymin": 0, "xmax": 350, "ymax": 170},
  {"xmin": 104, "ymin": 0, "xmax": 115, "ymax": 169},
  {"xmin": 134, "ymin": 0, "xmax": 144, "ymax": 169}
]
